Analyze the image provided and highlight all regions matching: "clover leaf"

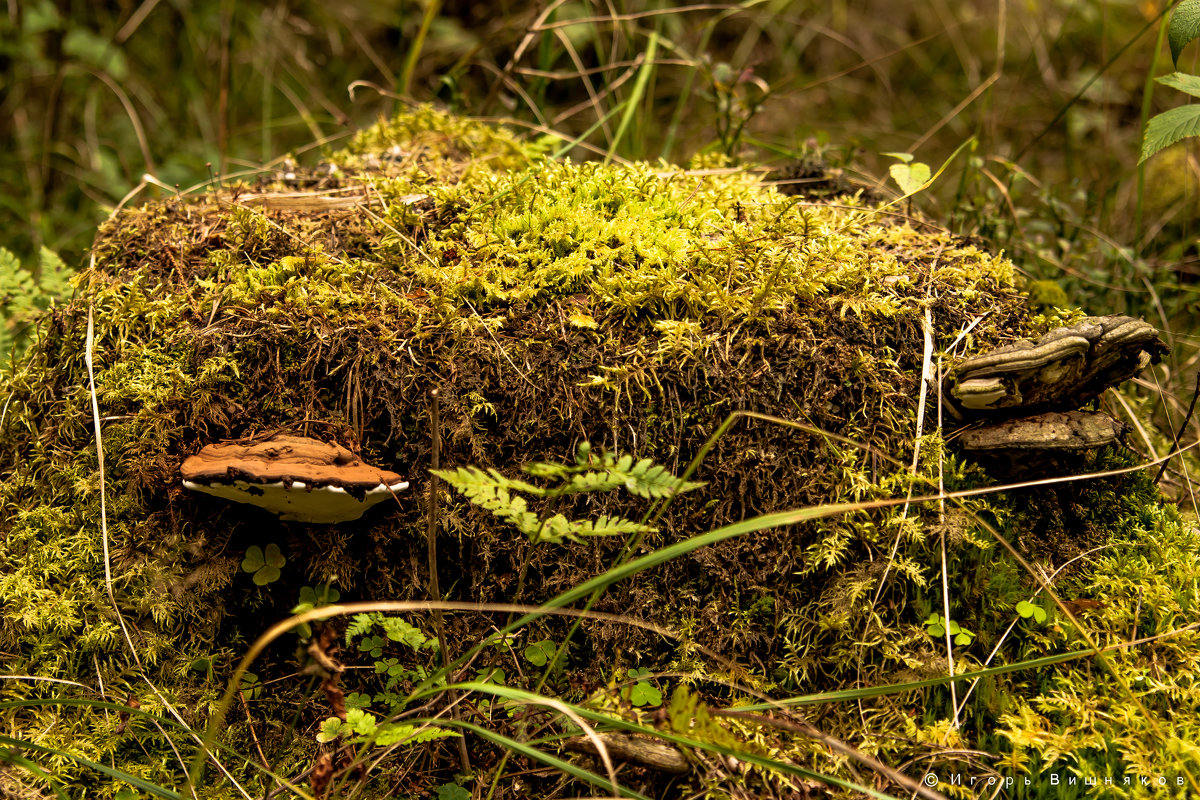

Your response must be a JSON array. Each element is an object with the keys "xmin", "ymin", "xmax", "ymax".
[
  {"xmin": 241, "ymin": 543, "xmax": 285, "ymax": 585},
  {"xmin": 924, "ymin": 613, "xmax": 974, "ymax": 646},
  {"xmin": 1016, "ymin": 600, "xmax": 1048, "ymax": 624},
  {"xmin": 624, "ymin": 667, "xmax": 663, "ymax": 707},
  {"xmin": 523, "ymin": 639, "xmax": 557, "ymax": 667}
]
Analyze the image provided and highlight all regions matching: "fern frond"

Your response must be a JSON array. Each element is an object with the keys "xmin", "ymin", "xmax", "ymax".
[
  {"xmin": 533, "ymin": 513, "xmax": 653, "ymax": 544},
  {"xmin": 435, "ymin": 446, "xmax": 699, "ymax": 544},
  {"xmin": 433, "ymin": 467, "xmax": 541, "ymax": 532},
  {"xmin": 564, "ymin": 470, "xmax": 627, "ymax": 494},
  {"xmin": 435, "ymin": 466, "xmax": 545, "ymax": 497},
  {"xmin": 345, "ymin": 612, "xmax": 380, "ymax": 645},
  {"xmin": 374, "ymin": 722, "xmax": 461, "ymax": 746},
  {"xmin": 610, "ymin": 456, "xmax": 706, "ymax": 498}
]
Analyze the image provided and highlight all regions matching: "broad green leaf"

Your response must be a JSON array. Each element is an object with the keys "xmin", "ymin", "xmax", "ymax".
[
  {"xmin": 881, "ymin": 151, "xmax": 914, "ymax": 163},
  {"xmin": 360, "ymin": 635, "xmax": 386, "ymax": 658},
  {"xmin": 381, "ymin": 616, "xmax": 428, "ymax": 649},
  {"xmin": 252, "ymin": 564, "xmax": 281, "ymax": 586},
  {"xmin": 1170, "ymin": 0, "xmax": 1200, "ymax": 67},
  {"xmin": 629, "ymin": 681, "xmax": 663, "ymax": 707},
  {"xmin": 263, "ymin": 543, "xmax": 286, "ymax": 568},
  {"xmin": 1016, "ymin": 600, "xmax": 1047, "ymax": 623},
  {"xmin": 240, "ymin": 672, "xmax": 261, "ymax": 700},
  {"xmin": 345, "ymin": 708, "xmax": 377, "ymax": 735},
  {"xmin": 316, "ymin": 717, "xmax": 344, "ymax": 743},
  {"xmin": 523, "ymin": 639, "xmax": 556, "ymax": 666},
  {"xmin": 241, "ymin": 546, "xmax": 264, "ymax": 572},
  {"xmin": 474, "ymin": 667, "xmax": 506, "ymax": 685},
  {"xmin": 889, "ymin": 161, "xmax": 931, "ymax": 196},
  {"xmin": 437, "ymin": 784, "xmax": 472, "ymax": 800},
  {"xmin": 1158, "ymin": 71, "xmax": 1200, "ymax": 98},
  {"xmin": 1140, "ymin": 104, "xmax": 1200, "ymax": 163},
  {"xmin": 345, "ymin": 692, "xmax": 372, "ymax": 710}
]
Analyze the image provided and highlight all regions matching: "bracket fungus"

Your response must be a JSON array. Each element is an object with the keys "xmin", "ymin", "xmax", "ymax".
[
  {"xmin": 945, "ymin": 315, "xmax": 1165, "ymax": 419},
  {"xmin": 181, "ymin": 434, "xmax": 408, "ymax": 523},
  {"xmin": 956, "ymin": 410, "xmax": 1126, "ymax": 454},
  {"xmin": 944, "ymin": 315, "xmax": 1164, "ymax": 460}
]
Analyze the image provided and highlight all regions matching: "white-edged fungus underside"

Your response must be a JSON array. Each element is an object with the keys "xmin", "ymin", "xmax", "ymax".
[{"xmin": 181, "ymin": 434, "xmax": 408, "ymax": 523}]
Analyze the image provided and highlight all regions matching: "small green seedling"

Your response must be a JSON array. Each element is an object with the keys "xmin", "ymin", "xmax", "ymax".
[
  {"xmin": 189, "ymin": 657, "xmax": 215, "ymax": 680},
  {"xmin": 317, "ymin": 707, "xmax": 460, "ymax": 747},
  {"xmin": 241, "ymin": 543, "xmax": 285, "ymax": 585},
  {"xmin": 239, "ymin": 672, "xmax": 262, "ymax": 701},
  {"xmin": 291, "ymin": 582, "xmax": 341, "ymax": 638},
  {"xmin": 924, "ymin": 613, "xmax": 976, "ymax": 646},
  {"xmin": 622, "ymin": 667, "xmax": 663, "ymax": 707},
  {"xmin": 1016, "ymin": 600, "xmax": 1048, "ymax": 624},
  {"xmin": 436, "ymin": 784, "xmax": 471, "ymax": 800},
  {"xmin": 359, "ymin": 634, "xmax": 387, "ymax": 659},
  {"xmin": 345, "ymin": 691, "xmax": 372, "ymax": 710},
  {"xmin": 474, "ymin": 666, "xmax": 506, "ymax": 686},
  {"xmin": 523, "ymin": 638, "xmax": 557, "ymax": 667},
  {"xmin": 883, "ymin": 152, "xmax": 932, "ymax": 196}
]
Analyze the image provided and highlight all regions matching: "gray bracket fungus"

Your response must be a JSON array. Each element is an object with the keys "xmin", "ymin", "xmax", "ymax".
[
  {"xmin": 946, "ymin": 315, "xmax": 1165, "ymax": 418},
  {"xmin": 945, "ymin": 315, "xmax": 1165, "ymax": 455},
  {"xmin": 956, "ymin": 411, "xmax": 1127, "ymax": 453},
  {"xmin": 181, "ymin": 434, "xmax": 409, "ymax": 523}
]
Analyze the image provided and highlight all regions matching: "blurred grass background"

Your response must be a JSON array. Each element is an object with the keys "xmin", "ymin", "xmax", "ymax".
[{"xmin": 2, "ymin": 0, "xmax": 1198, "ymax": 333}]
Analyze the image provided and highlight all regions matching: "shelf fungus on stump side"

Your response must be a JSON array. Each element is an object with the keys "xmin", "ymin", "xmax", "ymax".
[
  {"xmin": 944, "ymin": 315, "xmax": 1166, "ymax": 457},
  {"xmin": 181, "ymin": 434, "xmax": 409, "ymax": 523}
]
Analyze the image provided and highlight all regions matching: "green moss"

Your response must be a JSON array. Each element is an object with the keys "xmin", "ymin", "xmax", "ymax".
[
  {"xmin": 0, "ymin": 105, "xmax": 1192, "ymax": 798},
  {"xmin": 332, "ymin": 104, "xmax": 542, "ymax": 175},
  {"xmin": 1026, "ymin": 278, "xmax": 1071, "ymax": 310}
]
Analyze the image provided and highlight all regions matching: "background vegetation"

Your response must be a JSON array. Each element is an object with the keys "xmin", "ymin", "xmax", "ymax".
[{"xmin": 2, "ymin": 1, "xmax": 1197, "ymax": 270}]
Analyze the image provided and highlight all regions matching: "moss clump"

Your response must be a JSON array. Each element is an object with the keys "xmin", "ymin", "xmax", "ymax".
[{"xmin": 1, "ymin": 106, "xmax": 1195, "ymax": 798}]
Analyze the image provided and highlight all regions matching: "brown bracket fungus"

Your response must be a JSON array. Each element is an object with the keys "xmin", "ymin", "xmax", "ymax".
[{"xmin": 181, "ymin": 434, "xmax": 408, "ymax": 523}]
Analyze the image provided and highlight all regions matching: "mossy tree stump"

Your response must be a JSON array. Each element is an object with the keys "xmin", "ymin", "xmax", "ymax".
[{"xmin": 2, "ymin": 107, "xmax": 1196, "ymax": 798}]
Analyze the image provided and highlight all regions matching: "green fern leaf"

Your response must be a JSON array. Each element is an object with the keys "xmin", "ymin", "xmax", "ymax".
[
  {"xmin": 437, "ymin": 447, "xmax": 700, "ymax": 543},
  {"xmin": 345, "ymin": 612, "xmax": 379, "ymax": 645}
]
